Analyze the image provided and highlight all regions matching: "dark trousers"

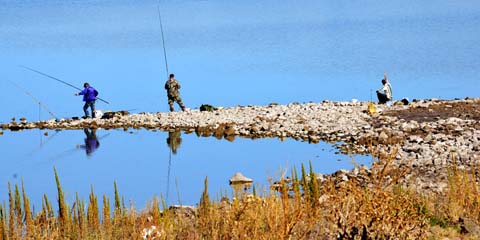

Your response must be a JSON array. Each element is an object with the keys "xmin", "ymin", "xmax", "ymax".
[
  {"xmin": 83, "ymin": 101, "xmax": 96, "ymax": 118},
  {"xmin": 376, "ymin": 92, "xmax": 390, "ymax": 104}
]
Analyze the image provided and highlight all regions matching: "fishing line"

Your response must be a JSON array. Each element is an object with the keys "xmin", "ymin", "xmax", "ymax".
[
  {"xmin": 8, "ymin": 80, "xmax": 58, "ymax": 119},
  {"xmin": 20, "ymin": 65, "xmax": 110, "ymax": 105},
  {"xmin": 157, "ymin": 0, "xmax": 169, "ymax": 79}
]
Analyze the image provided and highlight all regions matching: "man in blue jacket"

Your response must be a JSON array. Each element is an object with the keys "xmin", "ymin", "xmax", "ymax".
[{"xmin": 75, "ymin": 82, "xmax": 98, "ymax": 118}]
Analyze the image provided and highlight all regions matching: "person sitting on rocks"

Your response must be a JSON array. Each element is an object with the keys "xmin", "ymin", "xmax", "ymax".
[{"xmin": 376, "ymin": 75, "xmax": 393, "ymax": 104}]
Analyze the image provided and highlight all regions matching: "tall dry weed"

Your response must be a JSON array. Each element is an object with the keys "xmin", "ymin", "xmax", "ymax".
[{"xmin": 428, "ymin": 157, "xmax": 480, "ymax": 233}]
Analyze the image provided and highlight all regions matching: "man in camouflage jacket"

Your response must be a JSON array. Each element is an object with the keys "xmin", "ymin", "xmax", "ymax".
[{"xmin": 164, "ymin": 73, "xmax": 186, "ymax": 112}]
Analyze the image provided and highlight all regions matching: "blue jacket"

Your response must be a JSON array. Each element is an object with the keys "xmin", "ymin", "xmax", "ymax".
[{"xmin": 78, "ymin": 87, "xmax": 97, "ymax": 102}]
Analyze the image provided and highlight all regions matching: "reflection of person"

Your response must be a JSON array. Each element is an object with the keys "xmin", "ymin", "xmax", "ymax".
[
  {"xmin": 164, "ymin": 73, "xmax": 186, "ymax": 112},
  {"xmin": 166, "ymin": 130, "xmax": 182, "ymax": 154},
  {"xmin": 75, "ymin": 82, "xmax": 98, "ymax": 118},
  {"xmin": 376, "ymin": 74, "xmax": 393, "ymax": 104},
  {"xmin": 78, "ymin": 128, "xmax": 100, "ymax": 156}
]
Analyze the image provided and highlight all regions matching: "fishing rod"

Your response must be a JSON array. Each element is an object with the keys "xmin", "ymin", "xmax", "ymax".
[
  {"xmin": 20, "ymin": 65, "xmax": 110, "ymax": 105},
  {"xmin": 8, "ymin": 80, "xmax": 58, "ymax": 119},
  {"xmin": 158, "ymin": 1, "xmax": 173, "ymax": 200},
  {"xmin": 157, "ymin": 0, "xmax": 169, "ymax": 79}
]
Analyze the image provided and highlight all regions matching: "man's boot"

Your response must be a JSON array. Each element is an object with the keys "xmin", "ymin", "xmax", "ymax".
[{"xmin": 169, "ymin": 104, "xmax": 175, "ymax": 112}]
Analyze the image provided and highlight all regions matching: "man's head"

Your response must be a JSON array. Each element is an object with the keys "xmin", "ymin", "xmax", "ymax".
[
  {"xmin": 381, "ymin": 79, "xmax": 387, "ymax": 85},
  {"xmin": 169, "ymin": 73, "xmax": 175, "ymax": 79},
  {"xmin": 84, "ymin": 82, "xmax": 90, "ymax": 88}
]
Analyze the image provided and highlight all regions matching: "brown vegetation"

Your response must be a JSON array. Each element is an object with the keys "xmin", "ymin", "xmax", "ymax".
[{"xmin": 0, "ymin": 152, "xmax": 479, "ymax": 239}]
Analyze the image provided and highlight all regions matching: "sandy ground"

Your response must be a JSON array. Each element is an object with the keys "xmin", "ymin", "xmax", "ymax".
[{"xmin": 383, "ymin": 99, "xmax": 480, "ymax": 123}]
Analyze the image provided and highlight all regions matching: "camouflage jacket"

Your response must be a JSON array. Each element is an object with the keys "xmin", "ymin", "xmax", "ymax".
[{"xmin": 165, "ymin": 79, "xmax": 181, "ymax": 97}]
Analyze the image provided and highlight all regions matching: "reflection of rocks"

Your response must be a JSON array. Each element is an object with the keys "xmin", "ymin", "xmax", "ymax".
[{"xmin": 1, "ymin": 98, "xmax": 479, "ymax": 194}]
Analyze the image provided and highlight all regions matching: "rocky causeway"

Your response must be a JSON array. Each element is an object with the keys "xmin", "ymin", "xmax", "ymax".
[{"xmin": 1, "ymin": 98, "xmax": 479, "ymax": 193}]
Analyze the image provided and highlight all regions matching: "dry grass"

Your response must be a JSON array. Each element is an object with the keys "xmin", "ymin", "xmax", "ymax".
[{"xmin": 0, "ymin": 151, "xmax": 479, "ymax": 239}]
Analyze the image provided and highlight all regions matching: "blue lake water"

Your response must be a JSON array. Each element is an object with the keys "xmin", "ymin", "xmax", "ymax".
[
  {"xmin": 0, "ymin": 129, "xmax": 371, "ymax": 208},
  {"xmin": 0, "ymin": 0, "xmax": 479, "ymax": 208}
]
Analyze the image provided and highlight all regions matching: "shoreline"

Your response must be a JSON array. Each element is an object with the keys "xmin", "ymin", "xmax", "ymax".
[{"xmin": 2, "ymin": 98, "xmax": 479, "ymax": 193}]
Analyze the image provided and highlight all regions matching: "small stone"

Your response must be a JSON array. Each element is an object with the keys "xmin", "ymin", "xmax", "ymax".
[
  {"xmin": 408, "ymin": 135, "xmax": 423, "ymax": 143},
  {"xmin": 379, "ymin": 131, "xmax": 389, "ymax": 141}
]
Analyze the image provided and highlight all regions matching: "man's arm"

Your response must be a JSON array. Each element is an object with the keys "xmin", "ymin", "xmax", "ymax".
[
  {"xmin": 377, "ymin": 85, "xmax": 387, "ymax": 93},
  {"xmin": 75, "ymin": 88, "xmax": 87, "ymax": 96}
]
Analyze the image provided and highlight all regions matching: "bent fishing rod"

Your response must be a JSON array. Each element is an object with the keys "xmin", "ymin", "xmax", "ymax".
[
  {"xmin": 158, "ymin": 1, "xmax": 174, "ymax": 200},
  {"xmin": 8, "ymin": 80, "xmax": 58, "ymax": 119},
  {"xmin": 20, "ymin": 65, "xmax": 110, "ymax": 105},
  {"xmin": 157, "ymin": 0, "xmax": 169, "ymax": 79}
]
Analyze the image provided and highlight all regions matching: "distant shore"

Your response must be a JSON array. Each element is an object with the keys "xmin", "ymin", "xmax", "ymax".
[{"xmin": 1, "ymin": 98, "xmax": 479, "ymax": 193}]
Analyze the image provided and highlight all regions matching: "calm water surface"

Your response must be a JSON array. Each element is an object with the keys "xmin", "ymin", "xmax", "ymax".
[
  {"xmin": 0, "ymin": 129, "xmax": 370, "ymax": 208},
  {"xmin": 0, "ymin": 0, "xmax": 479, "ymax": 208}
]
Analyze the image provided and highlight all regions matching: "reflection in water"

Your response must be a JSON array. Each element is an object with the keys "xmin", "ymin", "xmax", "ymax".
[
  {"xmin": 51, "ymin": 129, "xmax": 105, "ymax": 160},
  {"xmin": 78, "ymin": 128, "xmax": 100, "ymax": 156},
  {"xmin": 166, "ymin": 130, "xmax": 182, "ymax": 154},
  {"xmin": 0, "ymin": 128, "xmax": 373, "ymax": 208},
  {"xmin": 165, "ymin": 130, "xmax": 183, "ymax": 201},
  {"xmin": 29, "ymin": 130, "xmax": 62, "ymax": 156},
  {"xmin": 230, "ymin": 183, "xmax": 252, "ymax": 200}
]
